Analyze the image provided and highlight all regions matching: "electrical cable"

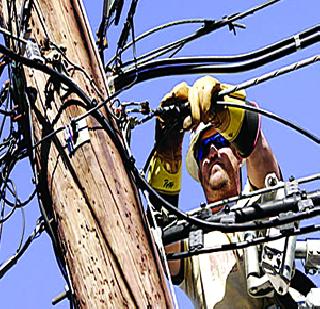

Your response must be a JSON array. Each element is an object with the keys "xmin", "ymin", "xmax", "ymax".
[
  {"xmin": 116, "ymin": 0, "xmax": 139, "ymax": 55},
  {"xmin": 3, "ymin": 37, "xmax": 318, "ymax": 235},
  {"xmin": 0, "ymin": 218, "xmax": 45, "ymax": 279},
  {"xmin": 114, "ymin": 32, "xmax": 320, "ymax": 91},
  {"xmin": 218, "ymin": 54, "xmax": 320, "ymax": 97},
  {"xmin": 16, "ymin": 207, "xmax": 26, "ymax": 252},
  {"xmin": 119, "ymin": 0, "xmax": 281, "ymax": 68},
  {"xmin": 106, "ymin": 18, "xmax": 217, "ymax": 68},
  {"xmin": 0, "ymin": 26, "xmax": 28, "ymax": 45},
  {"xmin": 167, "ymin": 223, "xmax": 320, "ymax": 259},
  {"xmin": 1, "ymin": 6, "xmax": 319, "ymax": 303},
  {"xmin": 218, "ymin": 101, "xmax": 320, "ymax": 144},
  {"xmin": 124, "ymin": 24, "xmax": 320, "ymax": 68}
]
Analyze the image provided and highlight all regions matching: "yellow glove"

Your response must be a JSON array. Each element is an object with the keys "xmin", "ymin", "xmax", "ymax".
[
  {"xmin": 184, "ymin": 76, "xmax": 221, "ymax": 129},
  {"xmin": 148, "ymin": 82, "xmax": 189, "ymax": 194},
  {"xmin": 187, "ymin": 76, "xmax": 260, "ymax": 157}
]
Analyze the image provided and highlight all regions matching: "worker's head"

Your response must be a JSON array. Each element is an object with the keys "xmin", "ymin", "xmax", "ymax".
[{"xmin": 186, "ymin": 124, "xmax": 243, "ymax": 204}]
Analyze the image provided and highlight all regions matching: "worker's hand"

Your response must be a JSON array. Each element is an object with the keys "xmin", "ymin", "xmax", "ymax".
[
  {"xmin": 155, "ymin": 82, "xmax": 189, "ymax": 155},
  {"xmin": 148, "ymin": 83, "xmax": 189, "ymax": 195},
  {"xmin": 157, "ymin": 81, "xmax": 190, "ymax": 127},
  {"xmin": 184, "ymin": 76, "xmax": 221, "ymax": 129}
]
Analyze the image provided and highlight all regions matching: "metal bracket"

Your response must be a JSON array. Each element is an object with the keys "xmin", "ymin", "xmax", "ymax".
[
  {"xmin": 298, "ymin": 198, "xmax": 314, "ymax": 213},
  {"xmin": 261, "ymin": 226, "xmax": 296, "ymax": 295},
  {"xmin": 24, "ymin": 39, "xmax": 45, "ymax": 63},
  {"xmin": 65, "ymin": 118, "xmax": 90, "ymax": 156},
  {"xmin": 220, "ymin": 212, "xmax": 236, "ymax": 224},
  {"xmin": 284, "ymin": 179, "xmax": 299, "ymax": 198},
  {"xmin": 188, "ymin": 229, "xmax": 203, "ymax": 251}
]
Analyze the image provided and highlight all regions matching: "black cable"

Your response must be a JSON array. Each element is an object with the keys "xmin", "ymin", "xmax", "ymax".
[
  {"xmin": 124, "ymin": 23, "xmax": 320, "ymax": 69},
  {"xmin": 106, "ymin": 19, "xmax": 217, "ymax": 68},
  {"xmin": 120, "ymin": 0, "xmax": 281, "ymax": 68},
  {"xmin": 0, "ymin": 43, "xmax": 93, "ymax": 107},
  {"xmin": 114, "ymin": 30, "xmax": 320, "ymax": 91},
  {"xmin": 116, "ymin": 0, "xmax": 139, "ymax": 55},
  {"xmin": 16, "ymin": 207, "xmax": 26, "ymax": 252},
  {"xmin": 19, "ymin": 0, "xmax": 33, "ymax": 38},
  {"xmin": 218, "ymin": 101, "xmax": 320, "ymax": 144},
  {"xmin": 167, "ymin": 223, "xmax": 320, "ymax": 259},
  {"xmin": 0, "ymin": 199, "xmax": 6, "ymax": 248},
  {"xmin": 0, "ymin": 218, "xmax": 45, "ymax": 279},
  {"xmin": 3, "ymin": 187, "xmax": 37, "ymax": 208}
]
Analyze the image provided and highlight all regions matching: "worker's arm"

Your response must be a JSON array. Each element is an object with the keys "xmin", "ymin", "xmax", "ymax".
[
  {"xmin": 147, "ymin": 83, "xmax": 188, "ymax": 282},
  {"xmin": 246, "ymin": 130, "xmax": 281, "ymax": 189}
]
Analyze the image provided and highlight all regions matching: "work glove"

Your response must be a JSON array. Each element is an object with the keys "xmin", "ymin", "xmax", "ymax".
[
  {"xmin": 184, "ymin": 75, "xmax": 221, "ymax": 129},
  {"xmin": 156, "ymin": 82, "xmax": 189, "ymax": 154},
  {"xmin": 148, "ymin": 82, "xmax": 189, "ymax": 195},
  {"xmin": 187, "ymin": 76, "xmax": 260, "ymax": 157}
]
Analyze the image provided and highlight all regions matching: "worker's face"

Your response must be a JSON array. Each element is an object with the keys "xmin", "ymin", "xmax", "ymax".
[{"xmin": 197, "ymin": 131, "xmax": 242, "ymax": 204}]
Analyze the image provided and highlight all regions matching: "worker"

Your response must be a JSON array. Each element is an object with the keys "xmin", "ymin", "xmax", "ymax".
[{"xmin": 147, "ymin": 75, "xmax": 284, "ymax": 308}]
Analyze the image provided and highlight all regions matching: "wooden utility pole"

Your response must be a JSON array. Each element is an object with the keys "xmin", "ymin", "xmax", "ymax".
[{"xmin": 1, "ymin": 1, "xmax": 172, "ymax": 308}]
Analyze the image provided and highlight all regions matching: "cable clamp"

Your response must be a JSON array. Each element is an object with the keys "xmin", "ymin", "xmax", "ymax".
[
  {"xmin": 293, "ymin": 34, "xmax": 302, "ymax": 50},
  {"xmin": 284, "ymin": 177, "xmax": 299, "ymax": 198},
  {"xmin": 24, "ymin": 39, "xmax": 45, "ymax": 63},
  {"xmin": 65, "ymin": 118, "xmax": 90, "ymax": 156},
  {"xmin": 188, "ymin": 229, "xmax": 203, "ymax": 251}
]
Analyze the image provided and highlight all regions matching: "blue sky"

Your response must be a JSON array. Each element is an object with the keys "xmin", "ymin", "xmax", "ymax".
[{"xmin": 0, "ymin": 1, "xmax": 319, "ymax": 308}]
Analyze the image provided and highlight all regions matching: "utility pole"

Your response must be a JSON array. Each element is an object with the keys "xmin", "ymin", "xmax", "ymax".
[{"xmin": 0, "ymin": 1, "xmax": 172, "ymax": 308}]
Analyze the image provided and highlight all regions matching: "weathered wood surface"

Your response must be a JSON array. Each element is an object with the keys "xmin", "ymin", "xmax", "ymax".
[{"xmin": 0, "ymin": 1, "xmax": 172, "ymax": 308}]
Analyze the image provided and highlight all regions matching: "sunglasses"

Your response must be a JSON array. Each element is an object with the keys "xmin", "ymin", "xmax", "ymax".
[{"xmin": 196, "ymin": 133, "xmax": 230, "ymax": 163}]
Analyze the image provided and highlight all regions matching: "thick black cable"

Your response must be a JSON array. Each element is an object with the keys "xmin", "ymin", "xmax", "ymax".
[
  {"xmin": 0, "ymin": 43, "xmax": 94, "ymax": 107},
  {"xmin": 113, "ymin": 30, "xmax": 320, "ymax": 91},
  {"xmin": 167, "ymin": 223, "xmax": 320, "ymax": 260},
  {"xmin": 136, "ymin": 162, "xmax": 320, "ymax": 232},
  {"xmin": 124, "ymin": 24, "xmax": 320, "ymax": 70},
  {"xmin": 2, "ymin": 22, "xmax": 320, "ymax": 262}
]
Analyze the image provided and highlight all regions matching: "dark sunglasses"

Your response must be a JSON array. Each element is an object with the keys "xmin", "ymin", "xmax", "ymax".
[{"xmin": 196, "ymin": 133, "xmax": 230, "ymax": 162}]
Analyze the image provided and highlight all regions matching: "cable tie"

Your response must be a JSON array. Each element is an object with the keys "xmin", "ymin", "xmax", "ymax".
[{"xmin": 294, "ymin": 34, "xmax": 302, "ymax": 50}]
